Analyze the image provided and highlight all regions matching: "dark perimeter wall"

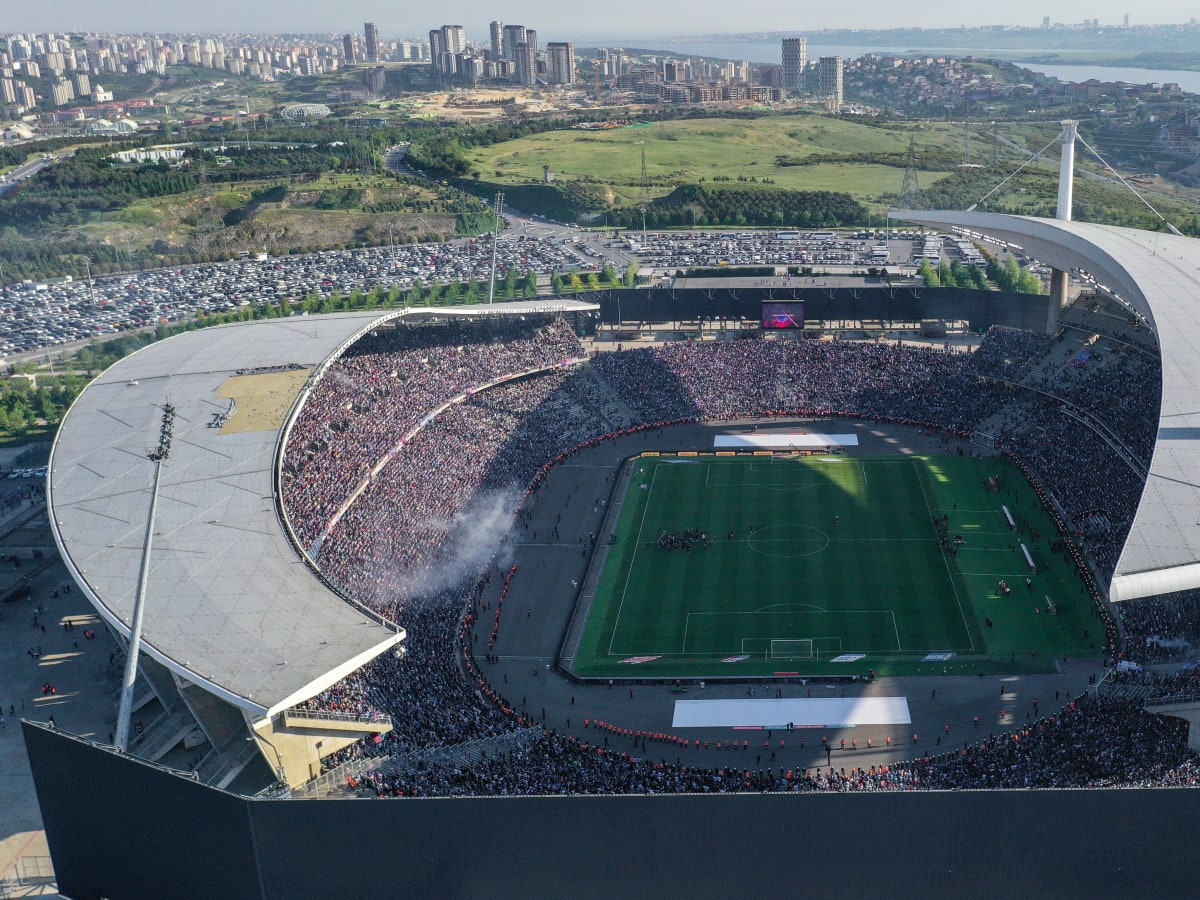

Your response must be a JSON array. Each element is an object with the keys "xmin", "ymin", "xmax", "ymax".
[
  {"xmin": 593, "ymin": 286, "xmax": 1052, "ymax": 333},
  {"xmin": 24, "ymin": 721, "xmax": 1200, "ymax": 900}
]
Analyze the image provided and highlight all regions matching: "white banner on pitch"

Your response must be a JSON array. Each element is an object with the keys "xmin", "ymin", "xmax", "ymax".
[
  {"xmin": 671, "ymin": 696, "xmax": 911, "ymax": 728},
  {"xmin": 713, "ymin": 433, "xmax": 860, "ymax": 449}
]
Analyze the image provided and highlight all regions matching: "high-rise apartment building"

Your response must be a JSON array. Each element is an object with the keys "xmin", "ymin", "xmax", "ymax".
[
  {"xmin": 525, "ymin": 30, "xmax": 538, "ymax": 54},
  {"xmin": 546, "ymin": 42, "xmax": 575, "ymax": 85},
  {"xmin": 489, "ymin": 21, "xmax": 504, "ymax": 59},
  {"xmin": 442, "ymin": 26, "xmax": 466, "ymax": 56},
  {"xmin": 428, "ymin": 26, "xmax": 465, "ymax": 78},
  {"xmin": 428, "ymin": 29, "xmax": 449, "ymax": 77},
  {"xmin": 514, "ymin": 42, "xmax": 537, "ymax": 85},
  {"xmin": 364, "ymin": 22, "xmax": 380, "ymax": 63},
  {"xmin": 817, "ymin": 55, "xmax": 843, "ymax": 108},
  {"xmin": 502, "ymin": 25, "xmax": 525, "ymax": 61},
  {"xmin": 49, "ymin": 78, "xmax": 74, "ymax": 106},
  {"xmin": 342, "ymin": 34, "xmax": 356, "ymax": 64},
  {"xmin": 781, "ymin": 37, "xmax": 806, "ymax": 92}
]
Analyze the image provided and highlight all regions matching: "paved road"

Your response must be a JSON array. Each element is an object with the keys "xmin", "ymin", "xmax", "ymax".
[{"xmin": 0, "ymin": 153, "xmax": 63, "ymax": 198}]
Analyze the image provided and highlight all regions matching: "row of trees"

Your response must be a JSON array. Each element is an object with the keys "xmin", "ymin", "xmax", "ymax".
[
  {"xmin": 916, "ymin": 255, "xmax": 1042, "ymax": 294},
  {"xmin": 986, "ymin": 256, "xmax": 1045, "ymax": 294},
  {"xmin": 916, "ymin": 258, "xmax": 989, "ymax": 290},
  {"xmin": 610, "ymin": 185, "xmax": 866, "ymax": 229},
  {"xmin": 550, "ymin": 263, "xmax": 634, "ymax": 293}
]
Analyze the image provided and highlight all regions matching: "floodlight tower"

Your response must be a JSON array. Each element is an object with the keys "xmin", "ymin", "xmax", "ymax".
[
  {"xmin": 487, "ymin": 191, "xmax": 504, "ymax": 304},
  {"xmin": 115, "ymin": 401, "xmax": 175, "ymax": 752}
]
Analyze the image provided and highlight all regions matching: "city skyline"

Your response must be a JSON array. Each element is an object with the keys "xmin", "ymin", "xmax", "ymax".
[{"xmin": 3, "ymin": 2, "xmax": 1196, "ymax": 40}]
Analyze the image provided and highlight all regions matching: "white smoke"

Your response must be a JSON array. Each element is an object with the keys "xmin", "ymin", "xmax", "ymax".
[{"xmin": 397, "ymin": 487, "xmax": 521, "ymax": 603}]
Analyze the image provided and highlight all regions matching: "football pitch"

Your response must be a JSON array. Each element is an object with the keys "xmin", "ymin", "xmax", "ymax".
[{"xmin": 566, "ymin": 454, "xmax": 1096, "ymax": 678}]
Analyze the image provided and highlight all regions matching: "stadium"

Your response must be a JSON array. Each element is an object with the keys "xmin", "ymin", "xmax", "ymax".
[{"xmin": 24, "ymin": 205, "xmax": 1200, "ymax": 896}]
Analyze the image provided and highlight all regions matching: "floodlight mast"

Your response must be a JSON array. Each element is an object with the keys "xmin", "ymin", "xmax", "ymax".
[
  {"xmin": 115, "ymin": 401, "xmax": 176, "ymax": 752},
  {"xmin": 487, "ymin": 191, "xmax": 504, "ymax": 305}
]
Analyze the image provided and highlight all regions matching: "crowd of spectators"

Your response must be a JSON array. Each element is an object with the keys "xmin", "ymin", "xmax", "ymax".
[
  {"xmin": 278, "ymin": 316, "xmax": 1197, "ymax": 797},
  {"xmin": 965, "ymin": 318, "xmax": 1161, "ymax": 581},
  {"xmin": 1118, "ymin": 591, "xmax": 1200, "ymax": 665},
  {"xmin": 1002, "ymin": 403, "xmax": 1144, "ymax": 579},
  {"xmin": 350, "ymin": 692, "xmax": 1196, "ymax": 796},
  {"xmin": 281, "ymin": 316, "xmax": 584, "ymax": 550},
  {"xmin": 589, "ymin": 338, "xmax": 1018, "ymax": 433}
]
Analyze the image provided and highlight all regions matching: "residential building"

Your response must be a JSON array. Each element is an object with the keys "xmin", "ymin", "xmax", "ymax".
[
  {"xmin": 818, "ymin": 55, "xmax": 843, "ymax": 108},
  {"xmin": 442, "ymin": 26, "xmax": 466, "ymax": 56},
  {"xmin": 546, "ymin": 42, "xmax": 575, "ymax": 85},
  {"xmin": 502, "ymin": 25, "xmax": 525, "ymax": 61},
  {"xmin": 514, "ymin": 42, "xmax": 536, "ymax": 85},
  {"xmin": 364, "ymin": 22, "xmax": 380, "ymax": 63},
  {"xmin": 781, "ymin": 37, "xmax": 806, "ymax": 92},
  {"xmin": 428, "ymin": 29, "xmax": 449, "ymax": 76},
  {"xmin": 489, "ymin": 21, "xmax": 504, "ymax": 59}
]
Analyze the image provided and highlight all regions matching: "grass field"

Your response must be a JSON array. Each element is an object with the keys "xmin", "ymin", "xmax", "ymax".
[
  {"xmin": 568, "ymin": 454, "xmax": 1096, "ymax": 678},
  {"xmin": 463, "ymin": 116, "xmax": 963, "ymax": 208}
]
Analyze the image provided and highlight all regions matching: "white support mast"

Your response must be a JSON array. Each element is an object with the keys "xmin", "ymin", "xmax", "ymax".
[{"xmin": 115, "ymin": 401, "xmax": 175, "ymax": 752}]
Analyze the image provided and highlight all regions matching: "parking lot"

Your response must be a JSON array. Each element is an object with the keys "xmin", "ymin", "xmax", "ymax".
[{"xmin": 0, "ymin": 227, "xmax": 999, "ymax": 360}]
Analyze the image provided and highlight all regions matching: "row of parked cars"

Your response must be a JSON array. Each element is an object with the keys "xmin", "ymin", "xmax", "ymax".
[
  {"xmin": 1, "ymin": 235, "xmax": 588, "ymax": 359},
  {"xmin": 6, "ymin": 466, "xmax": 47, "ymax": 480}
]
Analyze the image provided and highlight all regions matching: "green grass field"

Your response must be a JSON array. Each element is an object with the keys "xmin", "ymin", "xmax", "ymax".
[
  {"xmin": 568, "ymin": 454, "xmax": 1096, "ymax": 678},
  {"xmin": 463, "ymin": 116, "xmax": 961, "ymax": 207}
]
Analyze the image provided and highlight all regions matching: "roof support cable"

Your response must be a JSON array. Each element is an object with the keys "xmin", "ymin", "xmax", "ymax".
[
  {"xmin": 966, "ymin": 134, "xmax": 1061, "ymax": 212},
  {"xmin": 1074, "ymin": 132, "xmax": 1183, "ymax": 236}
]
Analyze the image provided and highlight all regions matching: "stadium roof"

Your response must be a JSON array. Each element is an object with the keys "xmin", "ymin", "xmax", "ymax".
[
  {"xmin": 49, "ymin": 300, "xmax": 598, "ymax": 717},
  {"xmin": 892, "ymin": 211, "xmax": 1200, "ymax": 603}
]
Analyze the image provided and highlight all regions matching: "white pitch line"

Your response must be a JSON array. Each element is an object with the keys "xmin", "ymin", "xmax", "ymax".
[
  {"xmin": 912, "ymin": 460, "xmax": 976, "ymax": 652},
  {"xmin": 957, "ymin": 571, "xmax": 1033, "ymax": 577},
  {"xmin": 607, "ymin": 462, "xmax": 657, "ymax": 657}
]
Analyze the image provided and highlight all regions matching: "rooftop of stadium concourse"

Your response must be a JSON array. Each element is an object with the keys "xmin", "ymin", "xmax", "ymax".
[
  {"xmin": 891, "ymin": 211, "xmax": 1200, "ymax": 604},
  {"xmin": 48, "ymin": 312, "xmax": 408, "ymax": 718}
]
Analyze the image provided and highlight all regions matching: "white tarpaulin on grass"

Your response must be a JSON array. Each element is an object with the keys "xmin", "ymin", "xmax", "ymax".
[
  {"xmin": 713, "ymin": 433, "xmax": 860, "ymax": 449},
  {"xmin": 671, "ymin": 696, "xmax": 911, "ymax": 728}
]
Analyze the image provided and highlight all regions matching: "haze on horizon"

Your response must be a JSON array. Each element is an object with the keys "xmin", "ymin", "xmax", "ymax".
[{"xmin": 3, "ymin": 1, "xmax": 1194, "ymax": 41}]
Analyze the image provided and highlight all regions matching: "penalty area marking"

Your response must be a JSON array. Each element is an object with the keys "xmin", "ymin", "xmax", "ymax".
[{"xmin": 680, "ymin": 609, "xmax": 903, "ymax": 655}]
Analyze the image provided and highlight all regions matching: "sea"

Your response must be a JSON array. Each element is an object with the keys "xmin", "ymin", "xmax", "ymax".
[{"xmin": 621, "ymin": 39, "xmax": 1200, "ymax": 95}]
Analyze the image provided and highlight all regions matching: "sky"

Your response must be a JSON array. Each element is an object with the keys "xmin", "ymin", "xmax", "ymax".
[{"xmin": 4, "ymin": 2, "xmax": 1194, "ymax": 41}]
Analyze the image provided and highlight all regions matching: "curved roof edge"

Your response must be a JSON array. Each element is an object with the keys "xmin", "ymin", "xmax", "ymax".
[
  {"xmin": 1109, "ymin": 564, "xmax": 1200, "ymax": 605},
  {"xmin": 891, "ymin": 211, "xmax": 1200, "ymax": 604}
]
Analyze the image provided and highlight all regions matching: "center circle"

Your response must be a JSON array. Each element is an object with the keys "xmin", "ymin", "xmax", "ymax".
[{"xmin": 747, "ymin": 524, "xmax": 831, "ymax": 558}]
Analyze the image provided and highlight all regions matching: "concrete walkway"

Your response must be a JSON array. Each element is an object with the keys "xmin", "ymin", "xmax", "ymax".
[{"xmin": 0, "ymin": 495, "xmax": 121, "ymax": 895}]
